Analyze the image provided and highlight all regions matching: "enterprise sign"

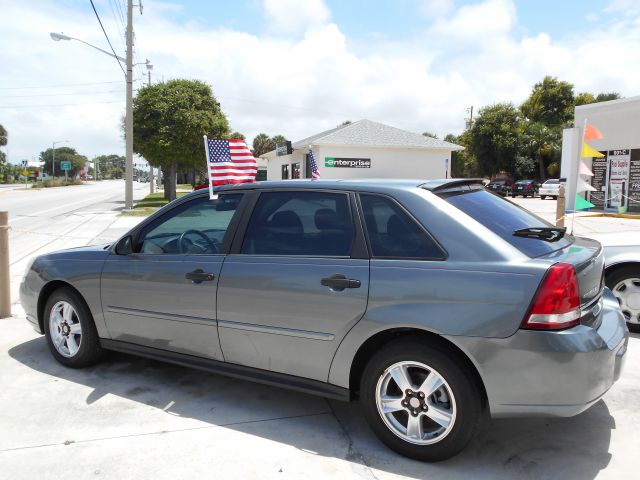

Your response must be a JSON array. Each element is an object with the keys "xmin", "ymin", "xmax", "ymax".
[{"xmin": 325, "ymin": 157, "xmax": 371, "ymax": 168}]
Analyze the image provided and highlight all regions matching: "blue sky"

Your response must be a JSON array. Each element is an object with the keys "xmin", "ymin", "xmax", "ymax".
[{"xmin": 1, "ymin": 0, "xmax": 638, "ymax": 162}]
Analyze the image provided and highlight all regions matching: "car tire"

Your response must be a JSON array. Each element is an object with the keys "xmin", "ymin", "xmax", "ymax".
[
  {"xmin": 43, "ymin": 287, "xmax": 104, "ymax": 368},
  {"xmin": 552, "ymin": 196, "xmax": 558, "ymax": 200},
  {"xmin": 540, "ymin": 195, "xmax": 546, "ymax": 200},
  {"xmin": 360, "ymin": 339, "xmax": 483, "ymax": 462},
  {"xmin": 605, "ymin": 265, "xmax": 640, "ymax": 331}
]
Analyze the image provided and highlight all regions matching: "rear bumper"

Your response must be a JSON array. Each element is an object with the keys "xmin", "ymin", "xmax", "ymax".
[
  {"xmin": 539, "ymin": 189, "xmax": 559, "ymax": 196},
  {"xmin": 448, "ymin": 288, "xmax": 628, "ymax": 418}
]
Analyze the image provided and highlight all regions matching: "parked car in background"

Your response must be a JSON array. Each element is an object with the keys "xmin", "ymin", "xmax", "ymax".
[
  {"xmin": 20, "ymin": 179, "xmax": 628, "ymax": 462},
  {"xmin": 585, "ymin": 231, "xmax": 640, "ymax": 330},
  {"xmin": 539, "ymin": 179, "xmax": 561, "ymax": 200},
  {"xmin": 486, "ymin": 179, "xmax": 511, "ymax": 196},
  {"xmin": 511, "ymin": 179, "xmax": 538, "ymax": 198}
]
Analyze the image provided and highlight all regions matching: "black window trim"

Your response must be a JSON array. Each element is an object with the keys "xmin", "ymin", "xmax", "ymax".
[
  {"xmin": 127, "ymin": 192, "xmax": 249, "ymax": 256},
  {"xmin": 228, "ymin": 188, "xmax": 368, "ymax": 259},
  {"xmin": 355, "ymin": 192, "xmax": 448, "ymax": 262}
]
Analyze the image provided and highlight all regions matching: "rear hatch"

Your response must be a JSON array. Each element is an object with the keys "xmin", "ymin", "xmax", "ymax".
[{"xmin": 425, "ymin": 179, "xmax": 605, "ymax": 325}]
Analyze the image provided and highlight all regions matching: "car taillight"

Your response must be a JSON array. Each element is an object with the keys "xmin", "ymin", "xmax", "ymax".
[{"xmin": 521, "ymin": 263, "xmax": 581, "ymax": 330}]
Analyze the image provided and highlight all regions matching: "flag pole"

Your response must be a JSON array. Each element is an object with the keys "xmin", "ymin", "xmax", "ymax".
[{"xmin": 203, "ymin": 135, "xmax": 215, "ymax": 200}]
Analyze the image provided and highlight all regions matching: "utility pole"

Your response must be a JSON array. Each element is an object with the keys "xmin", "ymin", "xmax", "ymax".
[
  {"xmin": 465, "ymin": 106, "xmax": 474, "ymax": 129},
  {"xmin": 124, "ymin": 0, "xmax": 135, "ymax": 209}
]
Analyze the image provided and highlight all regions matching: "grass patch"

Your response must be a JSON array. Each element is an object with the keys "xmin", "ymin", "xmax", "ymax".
[
  {"xmin": 176, "ymin": 183, "xmax": 194, "ymax": 190},
  {"xmin": 32, "ymin": 178, "xmax": 84, "ymax": 188},
  {"xmin": 121, "ymin": 191, "xmax": 189, "ymax": 216}
]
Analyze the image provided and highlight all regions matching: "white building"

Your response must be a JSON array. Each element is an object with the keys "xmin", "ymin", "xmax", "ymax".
[
  {"xmin": 261, "ymin": 119, "xmax": 463, "ymax": 181},
  {"xmin": 564, "ymin": 96, "xmax": 640, "ymax": 213}
]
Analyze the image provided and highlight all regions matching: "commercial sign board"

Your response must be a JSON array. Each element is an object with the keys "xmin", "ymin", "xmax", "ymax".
[
  {"xmin": 587, "ymin": 148, "xmax": 640, "ymax": 213},
  {"xmin": 324, "ymin": 157, "xmax": 371, "ymax": 168},
  {"xmin": 276, "ymin": 141, "xmax": 293, "ymax": 156}
]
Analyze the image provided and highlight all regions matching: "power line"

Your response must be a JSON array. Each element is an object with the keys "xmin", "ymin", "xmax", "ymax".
[
  {"xmin": 0, "ymin": 90, "xmax": 123, "ymax": 98},
  {"xmin": 89, "ymin": 0, "xmax": 126, "ymax": 76},
  {"xmin": 0, "ymin": 80, "xmax": 123, "ymax": 90},
  {"xmin": 0, "ymin": 100, "xmax": 124, "ymax": 109}
]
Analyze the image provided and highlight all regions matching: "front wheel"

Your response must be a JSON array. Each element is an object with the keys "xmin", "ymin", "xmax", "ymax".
[
  {"xmin": 43, "ymin": 287, "xmax": 104, "ymax": 368},
  {"xmin": 540, "ymin": 195, "xmax": 546, "ymax": 200},
  {"xmin": 360, "ymin": 339, "xmax": 483, "ymax": 461}
]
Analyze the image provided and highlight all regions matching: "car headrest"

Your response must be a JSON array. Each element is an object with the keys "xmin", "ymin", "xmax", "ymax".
[{"xmin": 269, "ymin": 210, "xmax": 303, "ymax": 233}]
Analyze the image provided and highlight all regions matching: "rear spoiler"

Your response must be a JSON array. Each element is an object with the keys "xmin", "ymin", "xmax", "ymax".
[{"xmin": 419, "ymin": 178, "xmax": 485, "ymax": 193}]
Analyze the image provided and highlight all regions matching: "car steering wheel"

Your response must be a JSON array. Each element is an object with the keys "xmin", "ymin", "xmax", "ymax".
[{"xmin": 178, "ymin": 229, "xmax": 218, "ymax": 254}]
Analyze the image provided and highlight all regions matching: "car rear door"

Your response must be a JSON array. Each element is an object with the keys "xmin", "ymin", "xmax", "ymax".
[
  {"xmin": 216, "ymin": 189, "xmax": 369, "ymax": 381},
  {"xmin": 101, "ymin": 193, "xmax": 245, "ymax": 360}
]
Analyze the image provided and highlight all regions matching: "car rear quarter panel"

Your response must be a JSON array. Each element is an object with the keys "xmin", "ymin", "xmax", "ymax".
[{"xmin": 328, "ymin": 187, "xmax": 552, "ymax": 388}]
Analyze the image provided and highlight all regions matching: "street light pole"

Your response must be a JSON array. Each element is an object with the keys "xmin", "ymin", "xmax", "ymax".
[{"xmin": 124, "ymin": 0, "xmax": 134, "ymax": 210}]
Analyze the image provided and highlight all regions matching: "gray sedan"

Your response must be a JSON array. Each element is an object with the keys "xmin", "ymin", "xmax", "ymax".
[{"xmin": 20, "ymin": 179, "xmax": 628, "ymax": 461}]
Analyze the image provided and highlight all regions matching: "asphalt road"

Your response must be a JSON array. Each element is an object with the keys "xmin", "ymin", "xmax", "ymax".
[{"xmin": 1, "ymin": 180, "xmax": 149, "ymax": 303}]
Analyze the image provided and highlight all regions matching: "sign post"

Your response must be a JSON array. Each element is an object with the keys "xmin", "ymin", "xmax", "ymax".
[{"xmin": 60, "ymin": 161, "xmax": 71, "ymax": 181}]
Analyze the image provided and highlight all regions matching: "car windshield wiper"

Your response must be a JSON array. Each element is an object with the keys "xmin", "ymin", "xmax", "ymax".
[{"xmin": 513, "ymin": 227, "xmax": 566, "ymax": 242}]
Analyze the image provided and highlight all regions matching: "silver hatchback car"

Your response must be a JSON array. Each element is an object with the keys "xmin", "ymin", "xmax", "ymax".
[{"xmin": 20, "ymin": 179, "xmax": 628, "ymax": 461}]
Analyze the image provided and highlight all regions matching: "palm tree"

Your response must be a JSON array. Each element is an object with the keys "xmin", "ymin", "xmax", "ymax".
[
  {"xmin": 522, "ymin": 122, "xmax": 560, "ymax": 181},
  {"xmin": 252, "ymin": 133, "xmax": 275, "ymax": 157}
]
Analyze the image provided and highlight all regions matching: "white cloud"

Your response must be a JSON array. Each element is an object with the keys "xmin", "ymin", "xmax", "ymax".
[
  {"xmin": 262, "ymin": 0, "xmax": 331, "ymax": 35},
  {"xmin": 1, "ymin": 0, "xmax": 639, "ymax": 164}
]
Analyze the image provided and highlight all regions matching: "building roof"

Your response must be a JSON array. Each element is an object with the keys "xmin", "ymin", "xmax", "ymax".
[{"xmin": 263, "ymin": 119, "xmax": 463, "ymax": 157}]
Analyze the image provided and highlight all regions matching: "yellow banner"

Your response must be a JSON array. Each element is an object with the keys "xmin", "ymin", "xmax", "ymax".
[{"xmin": 582, "ymin": 142, "xmax": 605, "ymax": 158}]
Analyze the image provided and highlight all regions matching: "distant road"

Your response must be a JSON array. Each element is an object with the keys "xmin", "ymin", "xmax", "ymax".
[{"xmin": 1, "ymin": 180, "xmax": 149, "ymax": 303}]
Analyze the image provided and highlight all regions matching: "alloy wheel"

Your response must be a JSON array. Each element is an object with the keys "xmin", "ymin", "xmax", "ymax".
[
  {"xmin": 48, "ymin": 301, "xmax": 82, "ymax": 357},
  {"xmin": 375, "ymin": 361, "xmax": 457, "ymax": 445}
]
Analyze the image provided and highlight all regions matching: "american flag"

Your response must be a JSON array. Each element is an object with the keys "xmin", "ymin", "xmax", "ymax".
[
  {"xmin": 205, "ymin": 137, "xmax": 257, "ymax": 187},
  {"xmin": 308, "ymin": 146, "xmax": 320, "ymax": 179}
]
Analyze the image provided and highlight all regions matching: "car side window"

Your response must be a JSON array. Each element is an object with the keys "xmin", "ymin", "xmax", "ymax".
[
  {"xmin": 241, "ymin": 191, "xmax": 354, "ymax": 256},
  {"xmin": 137, "ymin": 194, "xmax": 242, "ymax": 255},
  {"xmin": 359, "ymin": 194, "xmax": 445, "ymax": 260}
]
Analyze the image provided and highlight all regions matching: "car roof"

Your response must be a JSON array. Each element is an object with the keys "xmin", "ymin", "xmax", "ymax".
[{"xmin": 207, "ymin": 178, "xmax": 482, "ymax": 193}]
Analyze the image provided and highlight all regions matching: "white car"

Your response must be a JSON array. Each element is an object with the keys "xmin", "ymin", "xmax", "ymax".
[
  {"xmin": 539, "ymin": 179, "xmax": 560, "ymax": 200},
  {"xmin": 587, "ymin": 231, "xmax": 640, "ymax": 330}
]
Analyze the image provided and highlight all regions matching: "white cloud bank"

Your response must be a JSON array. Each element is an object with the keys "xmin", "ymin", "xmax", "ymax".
[{"xmin": 1, "ymin": 0, "xmax": 639, "ymax": 163}]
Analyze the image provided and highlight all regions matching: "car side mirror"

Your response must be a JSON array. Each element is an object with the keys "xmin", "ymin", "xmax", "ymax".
[{"xmin": 115, "ymin": 235, "xmax": 133, "ymax": 255}]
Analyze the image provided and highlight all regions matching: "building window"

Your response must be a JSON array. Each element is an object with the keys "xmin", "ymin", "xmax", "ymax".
[
  {"xmin": 281, "ymin": 164, "xmax": 289, "ymax": 180},
  {"xmin": 292, "ymin": 163, "xmax": 301, "ymax": 179}
]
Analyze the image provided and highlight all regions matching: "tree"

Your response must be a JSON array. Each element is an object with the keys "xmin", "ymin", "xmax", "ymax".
[
  {"xmin": 520, "ymin": 76, "xmax": 575, "ymax": 127},
  {"xmin": 94, "ymin": 154, "xmax": 125, "ymax": 179},
  {"xmin": 575, "ymin": 92, "xmax": 596, "ymax": 106},
  {"xmin": 229, "ymin": 131, "xmax": 245, "ymax": 140},
  {"xmin": 133, "ymin": 79, "xmax": 229, "ymax": 201},
  {"xmin": 469, "ymin": 103, "xmax": 522, "ymax": 177},
  {"xmin": 0, "ymin": 124, "xmax": 7, "ymax": 179},
  {"xmin": 271, "ymin": 134, "xmax": 287, "ymax": 145},
  {"xmin": 252, "ymin": 133, "xmax": 275, "ymax": 157},
  {"xmin": 595, "ymin": 92, "xmax": 621, "ymax": 102},
  {"xmin": 520, "ymin": 121, "xmax": 561, "ymax": 181},
  {"xmin": 39, "ymin": 146, "xmax": 87, "ymax": 177},
  {"xmin": 338, "ymin": 120, "xmax": 352, "ymax": 126},
  {"xmin": 422, "ymin": 131, "xmax": 438, "ymax": 139}
]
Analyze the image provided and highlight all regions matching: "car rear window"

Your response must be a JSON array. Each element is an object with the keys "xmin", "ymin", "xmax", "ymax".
[{"xmin": 440, "ymin": 189, "xmax": 572, "ymax": 257}]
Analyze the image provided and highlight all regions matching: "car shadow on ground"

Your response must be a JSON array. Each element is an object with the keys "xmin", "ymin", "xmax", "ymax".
[{"xmin": 9, "ymin": 336, "xmax": 614, "ymax": 480}]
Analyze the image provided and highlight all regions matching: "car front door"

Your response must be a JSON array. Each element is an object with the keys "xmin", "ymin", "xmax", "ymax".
[
  {"xmin": 216, "ymin": 190, "xmax": 370, "ymax": 381},
  {"xmin": 101, "ymin": 193, "xmax": 244, "ymax": 360}
]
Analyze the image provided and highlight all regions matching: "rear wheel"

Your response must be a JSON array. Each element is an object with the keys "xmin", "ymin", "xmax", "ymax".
[
  {"xmin": 360, "ymin": 339, "xmax": 483, "ymax": 461},
  {"xmin": 606, "ymin": 266, "xmax": 640, "ymax": 331},
  {"xmin": 552, "ymin": 195, "xmax": 558, "ymax": 200},
  {"xmin": 540, "ymin": 195, "xmax": 546, "ymax": 200},
  {"xmin": 43, "ymin": 287, "xmax": 104, "ymax": 368}
]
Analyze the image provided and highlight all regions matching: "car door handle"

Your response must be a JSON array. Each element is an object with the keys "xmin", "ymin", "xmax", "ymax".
[
  {"xmin": 321, "ymin": 274, "xmax": 361, "ymax": 290},
  {"xmin": 185, "ymin": 269, "xmax": 216, "ymax": 284}
]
